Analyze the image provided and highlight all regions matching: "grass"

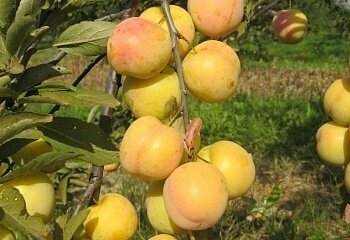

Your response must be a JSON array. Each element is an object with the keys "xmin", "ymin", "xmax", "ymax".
[
  {"xmin": 26, "ymin": 88, "xmax": 350, "ymax": 239},
  {"xmin": 23, "ymin": 34, "xmax": 350, "ymax": 239}
]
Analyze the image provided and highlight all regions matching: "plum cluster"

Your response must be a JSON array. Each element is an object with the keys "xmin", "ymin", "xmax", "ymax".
[
  {"xmin": 316, "ymin": 72, "xmax": 350, "ymax": 191},
  {"xmin": 81, "ymin": 1, "xmax": 257, "ymax": 240}
]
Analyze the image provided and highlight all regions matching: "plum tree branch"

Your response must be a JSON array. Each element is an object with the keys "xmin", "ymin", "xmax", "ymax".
[{"xmin": 161, "ymin": 0, "xmax": 190, "ymax": 129}]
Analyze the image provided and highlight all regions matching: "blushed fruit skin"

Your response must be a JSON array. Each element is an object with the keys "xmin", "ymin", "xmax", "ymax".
[
  {"xmin": 316, "ymin": 121, "xmax": 350, "ymax": 166},
  {"xmin": 4, "ymin": 172, "xmax": 56, "ymax": 223},
  {"xmin": 272, "ymin": 9, "xmax": 308, "ymax": 44},
  {"xmin": 183, "ymin": 40, "xmax": 240, "ymax": 103},
  {"xmin": 146, "ymin": 181, "xmax": 185, "ymax": 234},
  {"xmin": 11, "ymin": 139, "xmax": 52, "ymax": 165},
  {"xmin": 83, "ymin": 193, "xmax": 138, "ymax": 240},
  {"xmin": 120, "ymin": 116, "xmax": 184, "ymax": 180},
  {"xmin": 107, "ymin": 17, "xmax": 172, "ymax": 79},
  {"xmin": 163, "ymin": 162, "xmax": 228, "ymax": 230},
  {"xmin": 198, "ymin": 141, "xmax": 255, "ymax": 199},
  {"xmin": 123, "ymin": 71, "xmax": 181, "ymax": 122},
  {"xmin": 0, "ymin": 225, "xmax": 15, "ymax": 240},
  {"xmin": 345, "ymin": 163, "xmax": 350, "ymax": 193},
  {"xmin": 323, "ymin": 78, "xmax": 350, "ymax": 125},
  {"xmin": 140, "ymin": 5, "xmax": 195, "ymax": 59},
  {"xmin": 148, "ymin": 234, "xmax": 177, "ymax": 240},
  {"xmin": 187, "ymin": 0, "xmax": 244, "ymax": 38}
]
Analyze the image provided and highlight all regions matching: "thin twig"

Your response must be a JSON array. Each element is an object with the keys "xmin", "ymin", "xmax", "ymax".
[
  {"xmin": 247, "ymin": 0, "xmax": 284, "ymax": 24},
  {"xmin": 49, "ymin": 54, "xmax": 106, "ymax": 114},
  {"xmin": 161, "ymin": 0, "xmax": 190, "ymax": 129},
  {"xmin": 0, "ymin": 102, "xmax": 6, "ymax": 117},
  {"xmin": 72, "ymin": 166, "xmax": 103, "ymax": 215},
  {"xmin": 220, "ymin": 0, "xmax": 285, "ymax": 41}
]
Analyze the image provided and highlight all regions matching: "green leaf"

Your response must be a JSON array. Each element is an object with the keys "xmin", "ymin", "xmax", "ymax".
[
  {"xmin": 15, "ymin": 0, "xmax": 45, "ymax": 19},
  {"xmin": 38, "ymin": 117, "xmax": 118, "ymax": 166},
  {"xmin": 6, "ymin": 15, "xmax": 35, "ymax": 56},
  {"xmin": 62, "ymin": 208, "xmax": 90, "ymax": 240},
  {"xmin": 0, "ymin": 112, "xmax": 52, "ymax": 144},
  {"xmin": 265, "ymin": 183, "xmax": 282, "ymax": 209},
  {"xmin": 18, "ymin": 26, "xmax": 50, "ymax": 57},
  {"xmin": 33, "ymin": 82, "xmax": 76, "ymax": 91},
  {"xmin": 0, "ymin": 152, "xmax": 80, "ymax": 183},
  {"xmin": 61, "ymin": 0, "xmax": 103, "ymax": 13},
  {"xmin": 18, "ymin": 88, "xmax": 119, "ymax": 108},
  {"xmin": 0, "ymin": 87, "xmax": 17, "ymax": 97},
  {"xmin": 0, "ymin": 75, "xmax": 11, "ymax": 87},
  {"xmin": 0, "ymin": 56, "xmax": 25, "ymax": 74},
  {"xmin": 53, "ymin": 21, "xmax": 116, "ymax": 56},
  {"xmin": 15, "ymin": 64, "xmax": 70, "ymax": 92},
  {"xmin": 0, "ymin": 186, "xmax": 47, "ymax": 237},
  {"xmin": 0, "ymin": 0, "xmax": 18, "ymax": 34},
  {"xmin": 58, "ymin": 175, "xmax": 69, "ymax": 205}
]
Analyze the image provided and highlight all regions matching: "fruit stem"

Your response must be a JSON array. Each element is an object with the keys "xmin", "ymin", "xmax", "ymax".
[{"xmin": 161, "ymin": 0, "xmax": 190, "ymax": 129}]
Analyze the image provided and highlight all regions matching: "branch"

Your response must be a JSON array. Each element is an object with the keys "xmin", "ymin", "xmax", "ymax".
[
  {"xmin": 49, "ymin": 54, "xmax": 106, "ymax": 114},
  {"xmin": 0, "ymin": 101, "xmax": 6, "ymax": 117},
  {"xmin": 161, "ymin": 0, "xmax": 190, "ymax": 129}
]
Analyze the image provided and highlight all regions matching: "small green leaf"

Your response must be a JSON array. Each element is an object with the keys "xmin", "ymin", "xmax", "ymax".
[
  {"xmin": 0, "ymin": 56, "xmax": 25, "ymax": 74},
  {"xmin": 63, "ymin": 208, "xmax": 90, "ymax": 240},
  {"xmin": 0, "ymin": 75, "xmax": 11, "ymax": 87},
  {"xmin": 6, "ymin": 15, "xmax": 35, "ymax": 56},
  {"xmin": 0, "ymin": 0, "xmax": 18, "ymax": 34},
  {"xmin": 0, "ymin": 186, "xmax": 47, "ymax": 237},
  {"xmin": 15, "ymin": 64, "xmax": 70, "ymax": 92},
  {"xmin": 61, "ymin": 0, "xmax": 103, "ymax": 13},
  {"xmin": 265, "ymin": 183, "xmax": 282, "ymax": 209},
  {"xmin": 0, "ymin": 112, "xmax": 52, "ymax": 144},
  {"xmin": 18, "ymin": 26, "xmax": 50, "ymax": 57},
  {"xmin": 33, "ymin": 82, "xmax": 76, "ymax": 91},
  {"xmin": 38, "ymin": 117, "xmax": 118, "ymax": 166},
  {"xmin": 0, "ymin": 152, "xmax": 80, "ymax": 183},
  {"xmin": 58, "ymin": 175, "xmax": 69, "ymax": 205},
  {"xmin": 0, "ymin": 87, "xmax": 17, "ymax": 97},
  {"xmin": 54, "ymin": 21, "xmax": 116, "ymax": 56},
  {"xmin": 15, "ymin": 0, "xmax": 45, "ymax": 19},
  {"xmin": 19, "ymin": 88, "xmax": 119, "ymax": 107}
]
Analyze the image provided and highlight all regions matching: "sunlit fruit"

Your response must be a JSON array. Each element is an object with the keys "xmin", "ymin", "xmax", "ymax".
[
  {"xmin": 123, "ymin": 71, "xmax": 181, "ymax": 122},
  {"xmin": 187, "ymin": 0, "xmax": 244, "ymax": 38},
  {"xmin": 140, "ymin": 5, "xmax": 195, "ymax": 59},
  {"xmin": 272, "ymin": 9, "xmax": 308, "ymax": 44},
  {"xmin": 3, "ymin": 172, "xmax": 56, "ymax": 223},
  {"xmin": 83, "ymin": 193, "xmax": 138, "ymax": 240},
  {"xmin": 107, "ymin": 17, "xmax": 172, "ymax": 79},
  {"xmin": 344, "ymin": 163, "xmax": 350, "ymax": 193},
  {"xmin": 198, "ymin": 141, "xmax": 255, "ymax": 199},
  {"xmin": 323, "ymin": 78, "xmax": 350, "ymax": 125},
  {"xmin": 120, "ymin": 116, "xmax": 184, "ymax": 180},
  {"xmin": 104, "ymin": 162, "xmax": 119, "ymax": 172},
  {"xmin": 11, "ymin": 139, "xmax": 52, "ymax": 165},
  {"xmin": 163, "ymin": 162, "xmax": 228, "ymax": 230},
  {"xmin": 148, "ymin": 234, "xmax": 177, "ymax": 240},
  {"xmin": 316, "ymin": 121, "xmax": 350, "ymax": 166},
  {"xmin": 183, "ymin": 40, "xmax": 240, "ymax": 103},
  {"xmin": 0, "ymin": 225, "xmax": 15, "ymax": 240},
  {"xmin": 146, "ymin": 181, "xmax": 184, "ymax": 234}
]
